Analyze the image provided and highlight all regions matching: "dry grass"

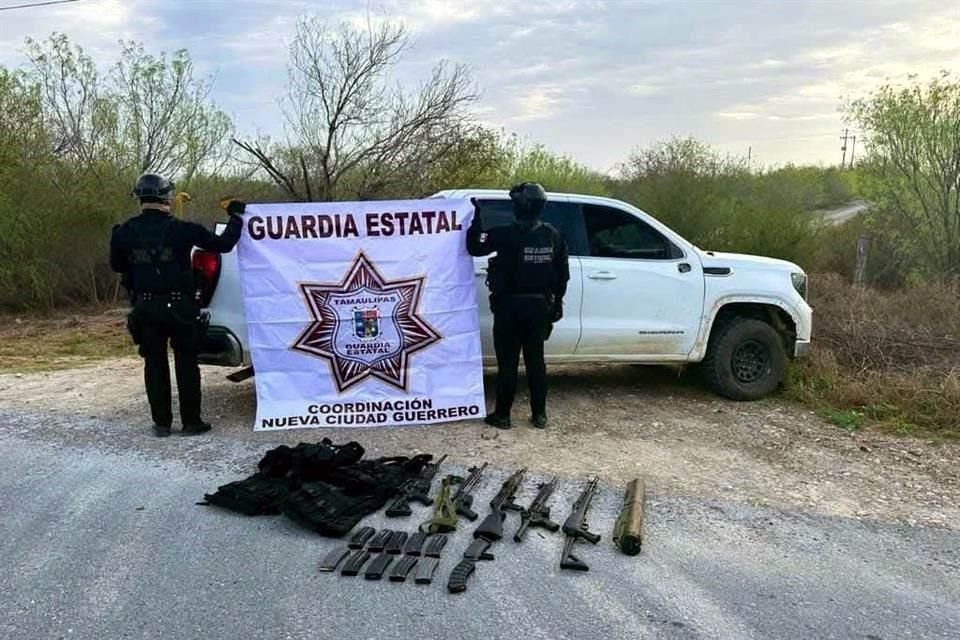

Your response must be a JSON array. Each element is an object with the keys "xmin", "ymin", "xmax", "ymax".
[
  {"xmin": 0, "ymin": 306, "xmax": 132, "ymax": 372},
  {"xmin": 790, "ymin": 274, "xmax": 960, "ymax": 438}
]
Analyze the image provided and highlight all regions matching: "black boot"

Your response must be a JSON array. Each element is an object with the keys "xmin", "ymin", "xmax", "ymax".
[
  {"xmin": 484, "ymin": 413, "xmax": 512, "ymax": 430},
  {"xmin": 153, "ymin": 424, "xmax": 171, "ymax": 438},
  {"xmin": 531, "ymin": 414, "xmax": 548, "ymax": 429},
  {"xmin": 181, "ymin": 421, "xmax": 212, "ymax": 436}
]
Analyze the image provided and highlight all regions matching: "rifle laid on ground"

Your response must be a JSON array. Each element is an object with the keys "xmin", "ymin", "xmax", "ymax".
[
  {"xmin": 472, "ymin": 467, "xmax": 526, "ymax": 542},
  {"xmin": 514, "ymin": 477, "xmax": 560, "ymax": 542},
  {"xmin": 420, "ymin": 463, "xmax": 488, "ymax": 534},
  {"xmin": 385, "ymin": 454, "xmax": 447, "ymax": 517},
  {"xmin": 448, "ymin": 467, "xmax": 526, "ymax": 594},
  {"xmin": 560, "ymin": 477, "xmax": 601, "ymax": 571}
]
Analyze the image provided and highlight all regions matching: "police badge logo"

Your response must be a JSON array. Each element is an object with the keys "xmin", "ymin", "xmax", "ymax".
[{"xmin": 292, "ymin": 252, "xmax": 440, "ymax": 393}]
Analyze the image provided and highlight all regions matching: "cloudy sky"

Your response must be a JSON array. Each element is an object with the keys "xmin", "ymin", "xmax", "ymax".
[{"xmin": 1, "ymin": 0, "xmax": 957, "ymax": 173}]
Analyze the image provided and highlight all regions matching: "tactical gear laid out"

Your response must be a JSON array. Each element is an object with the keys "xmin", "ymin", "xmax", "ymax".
[
  {"xmin": 198, "ymin": 472, "xmax": 291, "ymax": 516},
  {"xmin": 467, "ymin": 183, "xmax": 570, "ymax": 427},
  {"xmin": 201, "ymin": 439, "xmax": 435, "ymax": 538},
  {"xmin": 207, "ymin": 445, "xmax": 638, "ymax": 595},
  {"xmin": 110, "ymin": 196, "xmax": 244, "ymax": 434}
]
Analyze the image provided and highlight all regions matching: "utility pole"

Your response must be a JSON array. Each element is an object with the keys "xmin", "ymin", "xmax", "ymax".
[
  {"xmin": 840, "ymin": 128, "xmax": 850, "ymax": 169},
  {"xmin": 747, "ymin": 146, "xmax": 752, "ymax": 170},
  {"xmin": 849, "ymin": 135, "xmax": 856, "ymax": 168}
]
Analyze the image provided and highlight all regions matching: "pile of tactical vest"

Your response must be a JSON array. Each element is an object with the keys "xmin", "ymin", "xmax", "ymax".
[{"xmin": 199, "ymin": 438, "xmax": 434, "ymax": 537}]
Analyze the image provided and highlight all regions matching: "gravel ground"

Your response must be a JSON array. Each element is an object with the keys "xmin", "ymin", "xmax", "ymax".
[
  {"xmin": 1, "ymin": 414, "xmax": 958, "ymax": 640},
  {"xmin": 2, "ymin": 358, "xmax": 958, "ymax": 529}
]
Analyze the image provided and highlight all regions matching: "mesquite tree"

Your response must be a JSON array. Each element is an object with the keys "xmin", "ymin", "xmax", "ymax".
[
  {"xmin": 847, "ymin": 71, "xmax": 960, "ymax": 278},
  {"xmin": 235, "ymin": 16, "xmax": 478, "ymax": 201}
]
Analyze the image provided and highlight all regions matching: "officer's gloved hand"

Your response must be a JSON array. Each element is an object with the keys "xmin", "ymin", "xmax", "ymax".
[
  {"xmin": 226, "ymin": 199, "xmax": 247, "ymax": 216},
  {"xmin": 551, "ymin": 300, "xmax": 563, "ymax": 323}
]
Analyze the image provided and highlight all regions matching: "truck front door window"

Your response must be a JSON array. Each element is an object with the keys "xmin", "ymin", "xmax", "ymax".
[{"xmin": 583, "ymin": 204, "xmax": 681, "ymax": 260}]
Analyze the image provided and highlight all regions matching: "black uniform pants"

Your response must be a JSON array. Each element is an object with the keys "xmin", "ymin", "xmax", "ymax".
[
  {"xmin": 492, "ymin": 294, "xmax": 551, "ymax": 417},
  {"xmin": 130, "ymin": 299, "xmax": 203, "ymax": 428}
]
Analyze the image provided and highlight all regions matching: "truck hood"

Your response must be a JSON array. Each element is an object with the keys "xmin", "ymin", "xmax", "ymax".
[{"xmin": 697, "ymin": 249, "xmax": 803, "ymax": 274}]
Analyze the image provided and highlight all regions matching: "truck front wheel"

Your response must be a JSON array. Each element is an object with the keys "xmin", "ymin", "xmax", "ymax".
[{"xmin": 702, "ymin": 317, "xmax": 787, "ymax": 400}]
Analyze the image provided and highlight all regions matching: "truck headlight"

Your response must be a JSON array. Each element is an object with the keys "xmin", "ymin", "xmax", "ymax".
[{"xmin": 791, "ymin": 272, "xmax": 808, "ymax": 300}]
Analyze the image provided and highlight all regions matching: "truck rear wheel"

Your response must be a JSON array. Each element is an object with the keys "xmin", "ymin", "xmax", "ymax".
[{"xmin": 702, "ymin": 317, "xmax": 786, "ymax": 400}]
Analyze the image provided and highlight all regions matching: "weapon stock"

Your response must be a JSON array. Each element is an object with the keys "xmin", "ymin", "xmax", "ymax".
[
  {"xmin": 560, "ymin": 477, "xmax": 601, "ymax": 572},
  {"xmin": 473, "ymin": 467, "xmax": 526, "ymax": 542},
  {"xmin": 445, "ymin": 468, "xmax": 526, "ymax": 593},
  {"xmin": 514, "ymin": 477, "xmax": 560, "ymax": 542},
  {"xmin": 385, "ymin": 454, "xmax": 447, "ymax": 517}
]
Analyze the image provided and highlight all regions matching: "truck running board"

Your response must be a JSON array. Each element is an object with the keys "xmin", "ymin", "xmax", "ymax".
[{"xmin": 226, "ymin": 367, "xmax": 255, "ymax": 383}]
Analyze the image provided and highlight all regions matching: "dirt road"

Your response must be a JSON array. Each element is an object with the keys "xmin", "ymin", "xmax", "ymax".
[{"xmin": 2, "ymin": 358, "xmax": 957, "ymax": 529}]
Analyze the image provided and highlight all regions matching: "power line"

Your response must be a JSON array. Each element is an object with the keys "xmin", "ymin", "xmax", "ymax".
[{"xmin": 0, "ymin": 0, "xmax": 84, "ymax": 11}]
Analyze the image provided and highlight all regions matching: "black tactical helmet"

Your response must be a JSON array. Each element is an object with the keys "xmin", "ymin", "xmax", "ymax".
[
  {"xmin": 508, "ymin": 182, "xmax": 547, "ymax": 218},
  {"xmin": 131, "ymin": 173, "xmax": 175, "ymax": 203}
]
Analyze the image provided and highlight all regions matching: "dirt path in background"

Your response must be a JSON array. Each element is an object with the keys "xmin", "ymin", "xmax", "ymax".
[{"xmin": 2, "ymin": 357, "xmax": 958, "ymax": 529}]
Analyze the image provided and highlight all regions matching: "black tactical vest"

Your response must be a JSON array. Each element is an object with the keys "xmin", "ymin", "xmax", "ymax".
[
  {"xmin": 488, "ymin": 222, "xmax": 559, "ymax": 297},
  {"xmin": 124, "ymin": 214, "xmax": 192, "ymax": 294}
]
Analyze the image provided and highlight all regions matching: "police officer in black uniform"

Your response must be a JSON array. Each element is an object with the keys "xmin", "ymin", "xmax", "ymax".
[
  {"xmin": 467, "ymin": 182, "xmax": 569, "ymax": 429},
  {"xmin": 110, "ymin": 173, "xmax": 246, "ymax": 437}
]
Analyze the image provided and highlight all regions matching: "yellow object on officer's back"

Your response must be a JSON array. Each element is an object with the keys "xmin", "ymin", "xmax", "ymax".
[{"xmin": 174, "ymin": 192, "xmax": 192, "ymax": 218}]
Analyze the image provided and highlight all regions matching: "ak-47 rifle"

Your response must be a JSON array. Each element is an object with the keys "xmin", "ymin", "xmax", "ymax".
[
  {"xmin": 559, "ymin": 477, "xmax": 601, "ymax": 571},
  {"xmin": 472, "ymin": 467, "xmax": 526, "ymax": 542},
  {"xmin": 514, "ymin": 476, "xmax": 560, "ymax": 542},
  {"xmin": 447, "ymin": 467, "xmax": 526, "ymax": 594},
  {"xmin": 420, "ymin": 463, "xmax": 488, "ymax": 534},
  {"xmin": 385, "ymin": 454, "xmax": 447, "ymax": 517}
]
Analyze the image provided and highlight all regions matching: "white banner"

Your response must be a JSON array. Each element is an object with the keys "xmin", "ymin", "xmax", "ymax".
[{"xmin": 236, "ymin": 199, "xmax": 485, "ymax": 430}]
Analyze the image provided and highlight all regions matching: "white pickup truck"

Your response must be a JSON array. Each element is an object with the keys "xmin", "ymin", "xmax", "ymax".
[{"xmin": 192, "ymin": 189, "xmax": 812, "ymax": 400}]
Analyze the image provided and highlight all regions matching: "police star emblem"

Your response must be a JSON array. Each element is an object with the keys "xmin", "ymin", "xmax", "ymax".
[{"xmin": 292, "ymin": 252, "xmax": 440, "ymax": 393}]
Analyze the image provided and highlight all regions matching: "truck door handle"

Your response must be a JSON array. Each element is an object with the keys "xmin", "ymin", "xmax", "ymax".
[
  {"xmin": 588, "ymin": 271, "xmax": 617, "ymax": 280},
  {"xmin": 678, "ymin": 263, "xmax": 691, "ymax": 273}
]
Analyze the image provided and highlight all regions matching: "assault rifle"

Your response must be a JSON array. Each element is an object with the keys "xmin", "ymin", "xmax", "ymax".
[
  {"xmin": 514, "ymin": 477, "xmax": 559, "ymax": 542},
  {"xmin": 420, "ymin": 463, "xmax": 488, "ymax": 533},
  {"xmin": 473, "ymin": 467, "xmax": 526, "ymax": 542},
  {"xmin": 385, "ymin": 454, "xmax": 447, "ymax": 517},
  {"xmin": 447, "ymin": 467, "xmax": 526, "ymax": 594},
  {"xmin": 559, "ymin": 476, "xmax": 601, "ymax": 571}
]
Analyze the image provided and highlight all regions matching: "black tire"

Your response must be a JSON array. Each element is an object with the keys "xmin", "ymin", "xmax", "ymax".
[{"xmin": 702, "ymin": 317, "xmax": 787, "ymax": 401}]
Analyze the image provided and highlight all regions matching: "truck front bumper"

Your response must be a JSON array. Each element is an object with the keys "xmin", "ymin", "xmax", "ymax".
[{"xmin": 198, "ymin": 326, "xmax": 244, "ymax": 367}]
